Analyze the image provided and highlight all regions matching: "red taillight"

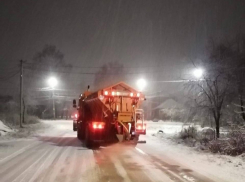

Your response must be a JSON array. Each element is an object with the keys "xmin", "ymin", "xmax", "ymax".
[
  {"xmin": 136, "ymin": 123, "xmax": 146, "ymax": 130},
  {"xmin": 137, "ymin": 93, "xmax": 140, "ymax": 97},
  {"xmin": 112, "ymin": 91, "xmax": 115, "ymax": 96},
  {"xmin": 130, "ymin": 93, "xmax": 134, "ymax": 97},
  {"xmin": 75, "ymin": 114, "xmax": 78, "ymax": 119},
  {"xmin": 104, "ymin": 91, "xmax": 108, "ymax": 95},
  {"xmin": 92, "ymin": 122, "xmax": 105, "ymax": 129}
]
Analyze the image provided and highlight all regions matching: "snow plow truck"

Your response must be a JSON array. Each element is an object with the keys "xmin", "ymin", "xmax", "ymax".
[{"xmin": 73, "ymin": 82, "xmax": 146, "ymax": 148}]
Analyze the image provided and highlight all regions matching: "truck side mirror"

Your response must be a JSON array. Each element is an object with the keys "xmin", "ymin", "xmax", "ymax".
[{"xmin": 73, "ymin": 99, "xmax": 77, "ymax": 108}]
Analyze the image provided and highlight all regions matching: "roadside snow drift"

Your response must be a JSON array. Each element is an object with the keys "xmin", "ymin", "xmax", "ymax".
[
  {"xmin": 146, "ymin": 121, "xmax": 200, "ymax": 135},
  {"xmin": 0, "ymin": 120, "xmax": 13, "ymax": 136}
]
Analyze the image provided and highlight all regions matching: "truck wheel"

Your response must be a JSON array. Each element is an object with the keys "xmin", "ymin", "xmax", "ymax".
[
  {"xmin": 77, "ymin": 127, "xmax": 82, "ymax": 140},
  {"xmin": 73, "ymin": 123, "xmax": 77, "ymax": 131},
  {"xmin": 85, "ymin": 126, "xmax": 93, "ymax": 148},
  {"xmin": 80, "ymin": 123, "xmax": 85, "ymax": 140},
  {"xmin": 132, "ymin": 135, "xmax": 139, "ymax": 144}
]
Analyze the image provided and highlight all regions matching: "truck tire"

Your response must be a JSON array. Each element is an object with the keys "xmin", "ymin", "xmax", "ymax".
[
  {"xmin": 85, "ymin": 126, "xmax": 93, "ymax": 148},
  {"xmin": 131, "ymin": 135, "xmax": 139, "ymax": 145},
  {"xmin": 80, "ymin": 123, "xmax": 85, "ymax": 140},
  {"xmin": 134, "ymin": 135, "xmax": 139, "ymax": 142},
  {"xmin": 77, "ymin": 126, "xmax": 82, "ymax": 140},
  {"xmin": 73, "ymin": 123, "xmax": 77, "ymax": 131}
]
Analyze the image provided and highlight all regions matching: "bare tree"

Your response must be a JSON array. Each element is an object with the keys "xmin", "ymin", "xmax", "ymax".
[
  {"xmin": 230, "ymin": 35, "xmax": 245, "ymax": 121},
  {"xmin": 24, "ymin": 45, "xmax": 72, "ymax": 118},
  {"xmin": 94, "ymin": 62, "xmax": 125, "ymax": 89},
  {"xmin": 188, "ymin": 41, "xmax": 234, "ymax": 138},
  {"xmin": 28, "ymin": 45, "xmax": 72, "ymax": 79}
]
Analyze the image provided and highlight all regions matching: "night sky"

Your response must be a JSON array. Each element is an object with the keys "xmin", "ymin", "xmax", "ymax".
[{"xmin": 0, "ymin": 0, "xmax": 245, "ymax": 95}]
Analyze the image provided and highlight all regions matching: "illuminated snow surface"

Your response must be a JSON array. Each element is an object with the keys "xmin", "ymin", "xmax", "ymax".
[
  {"xmin": 0, "ymin": 120, "xmax": 244, "ymax": 182},
  {"xmin": 144, "ymin": 121, "xmax": 245, "ymax": 182}
]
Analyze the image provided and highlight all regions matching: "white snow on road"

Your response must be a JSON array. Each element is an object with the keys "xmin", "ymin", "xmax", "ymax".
[
  {"xmin": 143, "ymin": 121, "xmax": 245, "ymax": 182},
  {"xmin": 0, "ymin": 120, "xmax": 244, "ymax": 182}
]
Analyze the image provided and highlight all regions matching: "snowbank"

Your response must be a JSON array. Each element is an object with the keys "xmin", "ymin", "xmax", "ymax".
[
  {"xmin": 140, "ymin": 133, "xmax": 245, "ymax": 182},
  {"xmin": 0, "ymin": 120, "xmax": 13, "ymax": 136},
  {"xmin": 144, "ymin": 121, "xmax": 245, "ymax": 182},
  {"xmin": 145, "ymin": 120, "xmax": 202, "ymax": 135}
]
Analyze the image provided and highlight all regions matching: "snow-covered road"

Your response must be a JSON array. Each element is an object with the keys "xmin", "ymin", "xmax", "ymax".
[{"xmin": 0, "ymin": 120, "xmax": 242, "ymax": 182}]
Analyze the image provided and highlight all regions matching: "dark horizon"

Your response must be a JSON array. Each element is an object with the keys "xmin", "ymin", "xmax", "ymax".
[{"xmin": 0, "ymin": 0, "xmax": 245, "ymax": 96}]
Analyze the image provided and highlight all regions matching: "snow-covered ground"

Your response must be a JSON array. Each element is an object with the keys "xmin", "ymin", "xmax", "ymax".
[
  {"xmin": 0, "ymin": 120, "xmax": 13, "ymax": 136},
  {"xmin": 145, "ymin": 120, "xmax": 205, "ymax": 136},
  {"xmin": 143, "ymin": 121, "xmax": 245, "ymax": 182},
  {"xmin": 0, "ymin": 120, "xmax": 244, "ymax": 181},
  {"xmin": 0, "ymin": 119, "xmax": 51, "ymax": 140},
  {"xmin": 146, "ymin": 120, "xmax": 186, "ymax": 135}
]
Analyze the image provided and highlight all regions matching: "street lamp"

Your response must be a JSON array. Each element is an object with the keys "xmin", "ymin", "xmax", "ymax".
[
  {"xmin": 192, "ymin": 68, "xmax": 204, "ymax": 97},
  {"xmin": 47, "ymin": 77, "xmax": 58, "ymax": 119},
  {"xmin": 137, "ymin": 78, "xmax": 147, "ymax": 91},
  {"xmin": 48, "ymin": 77, "xmax": 58, "ymax": 88},
  {"xmin": 193, "ymin": 68, "xmax": 204, "ymax": 79}
]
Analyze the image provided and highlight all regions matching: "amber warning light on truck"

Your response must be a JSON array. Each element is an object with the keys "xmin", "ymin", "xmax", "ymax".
[{"xmin": 103, "ymin": 90, "xmax": 141, "ymax": 97}]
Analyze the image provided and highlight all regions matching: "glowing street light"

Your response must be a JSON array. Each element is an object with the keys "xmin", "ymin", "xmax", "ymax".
[
  {"xmin": 137, "ymin": 78, "xmax": 147, "ymax": 91},
  {"xmin": 48, "ymin": 77, "xmax": 58, "ymax": 88},
  {"xmin": 193, "ymin": 68, "xmax": 204, "ymax": 79}
]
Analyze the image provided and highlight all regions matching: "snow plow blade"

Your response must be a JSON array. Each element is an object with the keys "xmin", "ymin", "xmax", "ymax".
[
  {"xmin": 116, "ymin": 134, "xmax": 124, "ymax": 142},
  {"xmin": 137, "ymin": 140, "xmax": 146, "ymax": 143}
]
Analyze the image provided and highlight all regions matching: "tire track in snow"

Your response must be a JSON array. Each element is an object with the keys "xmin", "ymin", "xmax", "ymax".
[
  {"xmin": 0, "ymin": 141, "xmax": 39, "ymax": 164},
  {"xmin": 38, "ymin": 137, "xmax": 75, "ymax": 182},
  {"xmin": 122, "ymin": 147, "xmax": 170, "ymax": 182},
  {"xmin": 55, "ymin": 145, "xmax": 77, "ymax": 182},
  {"xmin": 0, "ymin": 144, "xmax": 51, "ymax": 182},
  {"xmin": 35, "ymin": 137, "xmax": 81, "ymax": 182},
  {"xmin": 150, "ymin": 155, "xmax": 214, "ymax": 182},
  {"xmin": 85, "ymin": 150, "xmax": 100, "ymax": 182},
  {"xmin": 0, "ymin": 132, "xmax": 67, "ymax": 165},
  {"xmin": 69, "ymin": 145, "xmax": 92, "ymax": 182},
  {"xmin": 0, "ymin": 141, "xmax": 48, "ymax": 178},
  {"xmin": 71, "ymin": 148, "xmax": 100, "ymax": 182},
  {"xmin": 93, "ymin": 147, "xmax": 126, "ymax": 182},
  {"xmin": 132, "ymin": 146, "xmax": 186, "ymax": 182},
  {"xmin": 62, "ymin": 138, "xmax": 84, "ymax": 182},
  {"xmin": 51, "ymin": 146, "xmax": 73, "ymax": 182},
  {"xmin": 64, "ymin": 144, "xmax": 78, "ymax": 182},
  {"xmin": 111, "ymin": 156, "xmax": 132, "ymax": 182},
  {"xmin": 0, "ymin": 132, "xmax": 72, "ymax": 182},
  {"xmin": 33, "ymin": 136, "xmax": 73, "ymax": 182},
  {"xmin": 27, "ymin": 147, "xmax": 60, "ymax": 182},
  {"xmin": 12, "ymin": 149, "xmax": 50, "ymax": 182}
]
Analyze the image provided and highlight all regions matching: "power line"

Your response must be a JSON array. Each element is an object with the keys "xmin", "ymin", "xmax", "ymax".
[
  {"xmin": 0, "ymin": 71, "xmax": 19, "ymax": 81},
  {"xmin": 23, "ymin": 62, "xmax": 164, "ymax": 69},
  {"xmin": 0, "ymin": 66, "xmax": 19, "ymax": 71},
  {"xmin": 0, "ymin": 87, "xmax": 18, "ymax": 90},
  {"xmin": 151, "ymin": 79, "xmax": 189, "ymax": 83},
  {"xmin": 23, "ymin": 65, "xmax": 163, "ymax": 75}
]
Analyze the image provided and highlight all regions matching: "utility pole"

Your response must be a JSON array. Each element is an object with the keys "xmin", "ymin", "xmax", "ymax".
[
  {"xmin": 52, "ymin": 89, "xmax": 56, "ymax": 119},
  {"xmin": 20, "ymin": 60, "xmax": 23, "ymax": 128},
  {"xmin": 48, "ymin": 77, "xmax": 57, "ymax": 120}
]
